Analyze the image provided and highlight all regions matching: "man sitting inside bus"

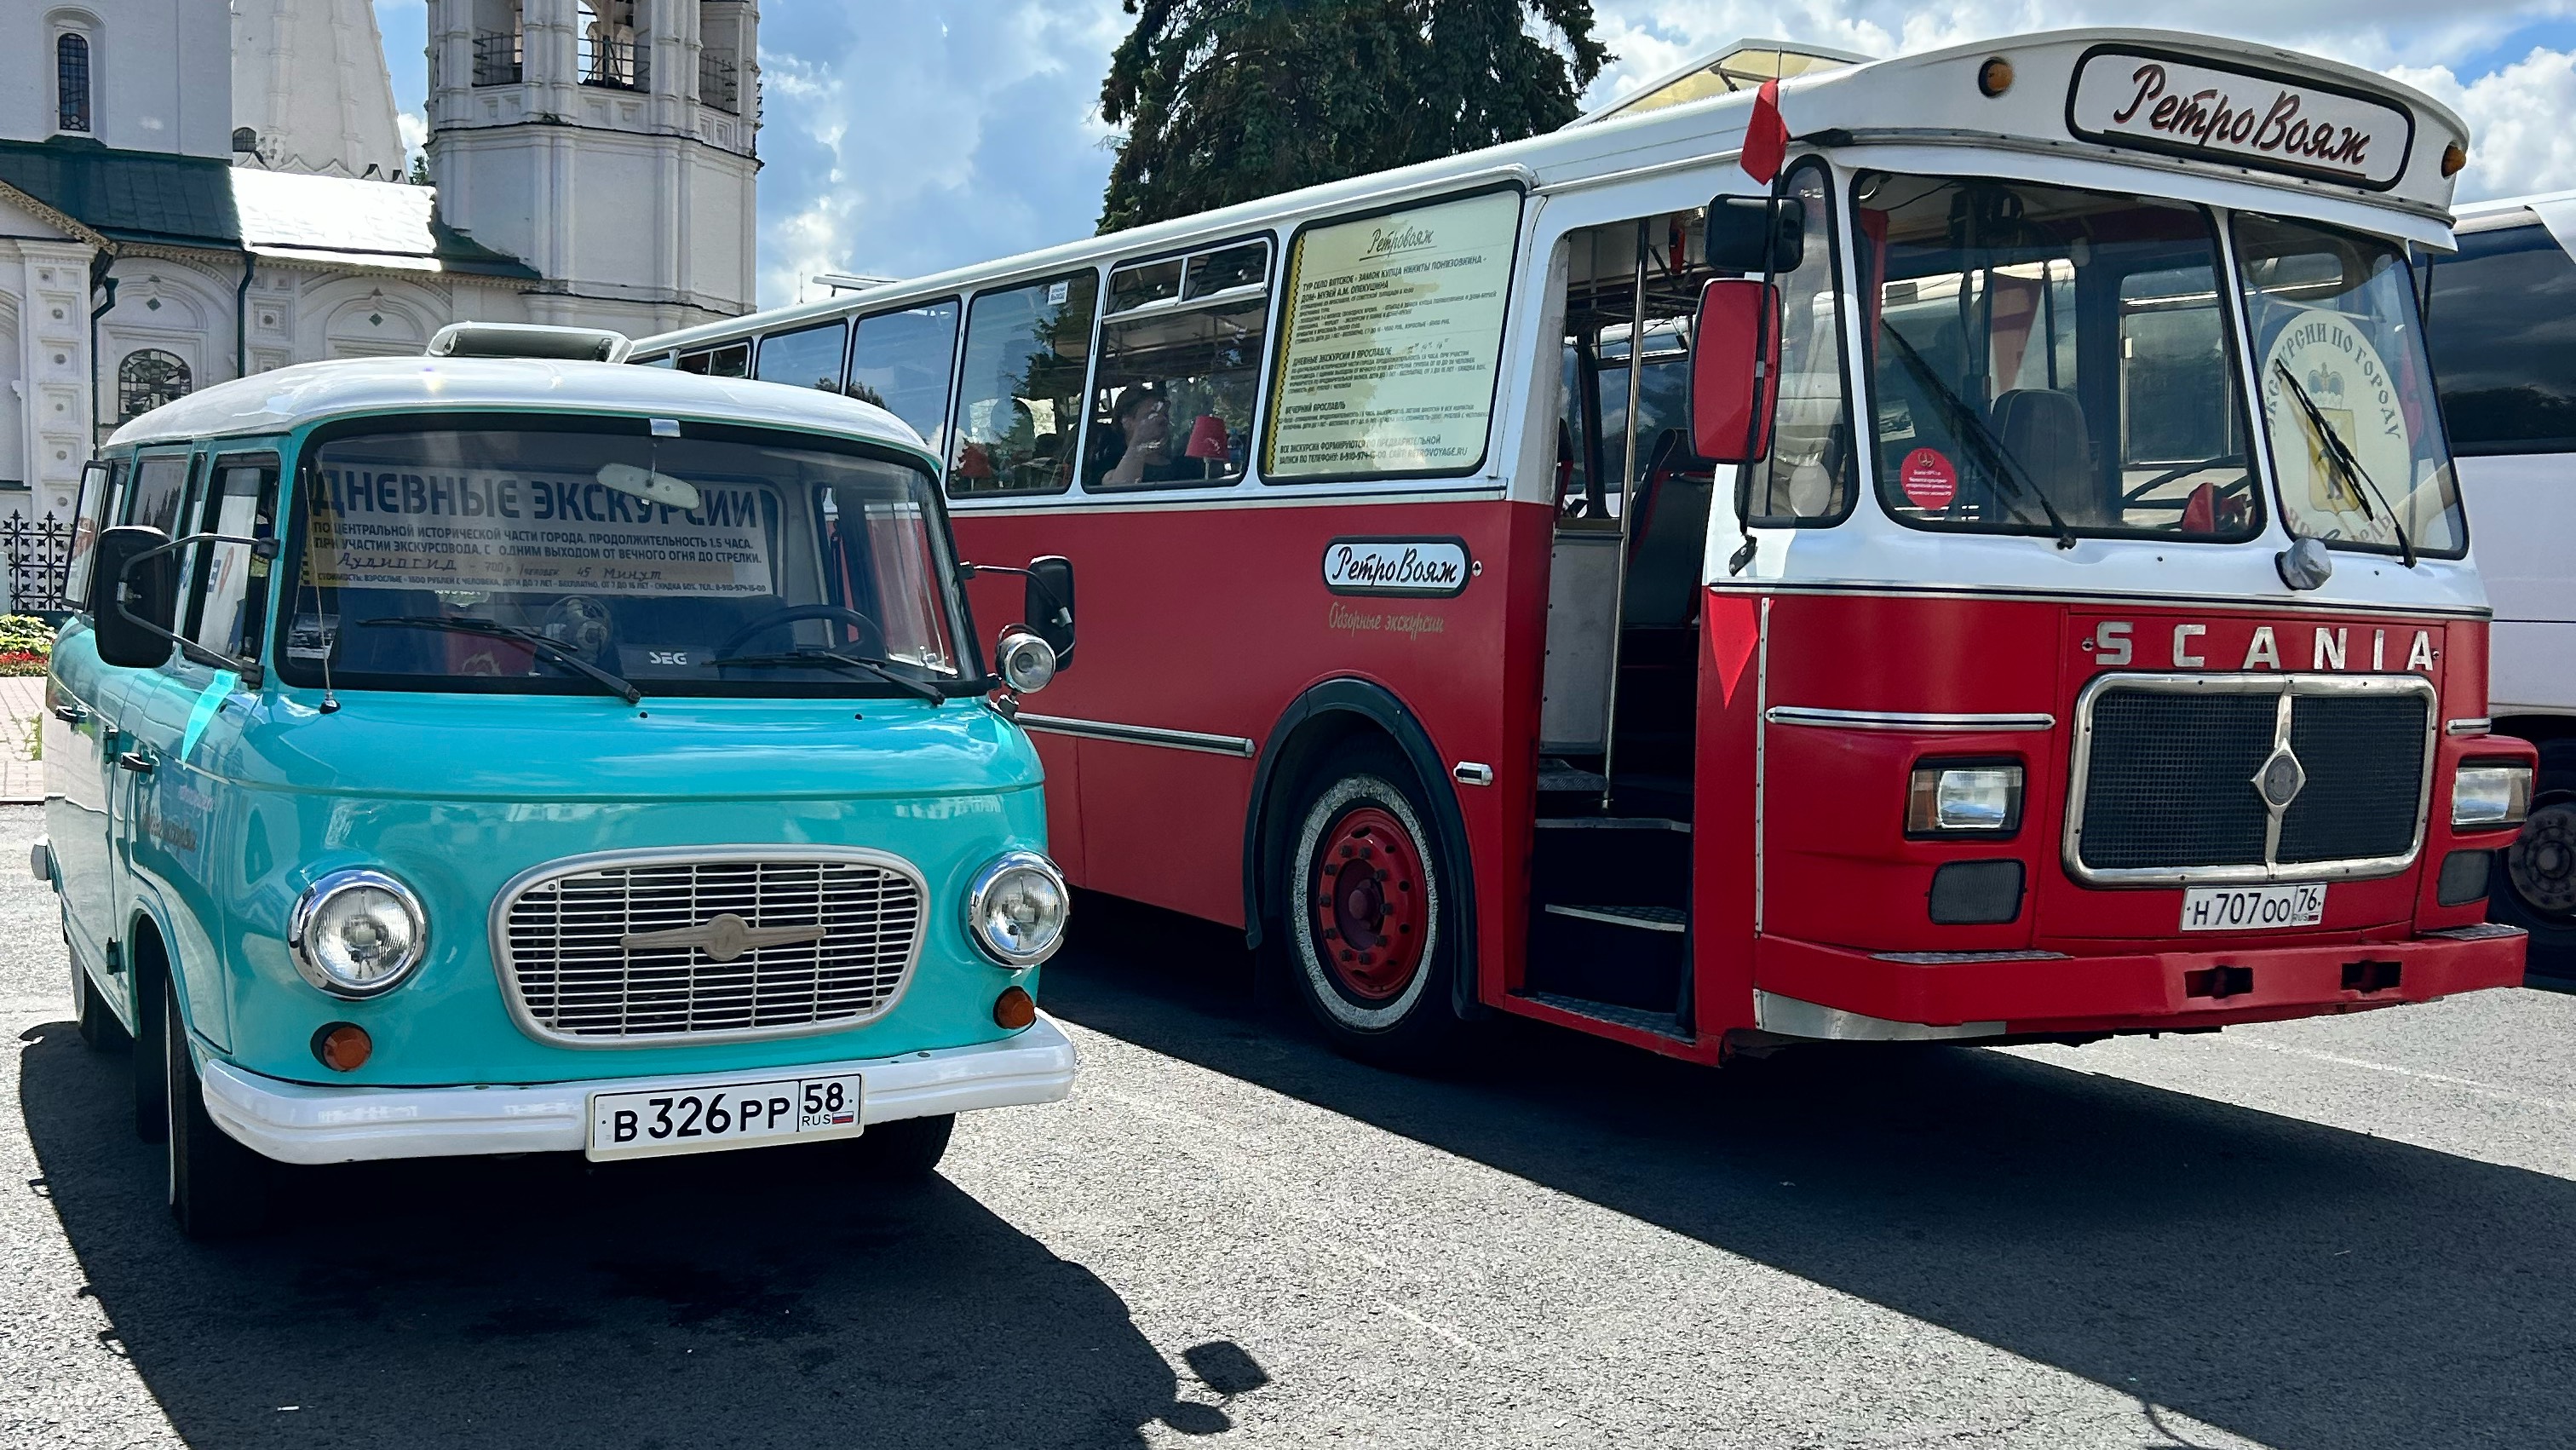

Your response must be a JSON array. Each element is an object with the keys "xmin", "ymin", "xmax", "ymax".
[{"xmin": 1091, "ymin": 384, "xmax": 1193, "ymax": 488}]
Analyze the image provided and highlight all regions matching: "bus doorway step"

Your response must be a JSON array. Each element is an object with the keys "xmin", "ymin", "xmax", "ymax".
[
  {"xmin": 1518, "ymin": 990, "xmax": 1693, "ymax": 1044},
  {"xmin": 1525, "ymin": 899, "xmax": 1692, "ymax": 1023}
]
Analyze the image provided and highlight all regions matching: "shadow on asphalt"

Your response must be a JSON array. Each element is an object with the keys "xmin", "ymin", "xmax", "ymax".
[
  {"xmin": 17, "ymin": 1018, "xmax": 1204, "ymax": 1449},
  {"xmin": 1040, "ymin": 891, "xmax": 2576, "ymax": 1450}
]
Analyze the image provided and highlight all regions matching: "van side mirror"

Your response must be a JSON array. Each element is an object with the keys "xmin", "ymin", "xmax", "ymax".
[
  {"xmin": 92, "ymin": 525, "xmax": 179, "ymax": 670},
  {"xmin": 1705, "ymin": 195, "xmax": 1803, "ymax": 273},
  {"xmin": 1023, "ymin": 555, "xmax": 1074, "ymax": 667},
  {"xmin": 1689, "ymin": 279, "xmax": 1782, "ymax": 465}
]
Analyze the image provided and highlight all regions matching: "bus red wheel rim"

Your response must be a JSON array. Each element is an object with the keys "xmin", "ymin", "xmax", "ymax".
[{"xmin": 1311, "ymin": 805, "xmax": 1427, "ymax": 1001}]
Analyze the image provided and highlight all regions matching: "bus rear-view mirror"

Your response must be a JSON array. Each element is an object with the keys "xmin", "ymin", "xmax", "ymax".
[
  {"xmin": 1705, "ymin": 195, "xmax": 1803, "ymax": 273},
  {"xmin": 92, "ymin": 525, "xmax": 180, "ymax": 670},
  {"xmin": 1690, "ymin": 278, "xmax": 1781, "ymax": 465},
  {"xmin": 1024, "ymin": 555, "xmax": 1075, "ymax": 668}
]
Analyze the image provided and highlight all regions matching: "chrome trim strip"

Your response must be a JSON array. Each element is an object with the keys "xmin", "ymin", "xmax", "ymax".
[
  {"xmin": 1765, "ymin": 706, "xmax": 2056, "ymax": 733},
  {"xmin": 1754, "ymin": 597, "xmax": 1770, "ymax": 935},
  {"xmin": 1542, "ymin": 903, "xmax": 1687, "ymax": 934},
  {"xmin": 1752, "ymin": 990, "xmax": 2005, "ymax": 1042},
  {"xmin": 2447, "ymin": 716, "xmax": 2493, "ymax": 736},
  {"xmin": 1016, "ymin": 713, "xmax": 1256, "ymax": 758},
  {"xmin": 488, "ymin": 845, "xmax": 929, "ymax": 1050},
  {"xmin": 2062, "ymin": 672, "xmax": 2438, "ymax": 889}
]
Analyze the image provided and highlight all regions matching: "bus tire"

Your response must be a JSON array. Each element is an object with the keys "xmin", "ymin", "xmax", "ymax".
[
  {"xmin": 1278, "ymin": 742, "xmax": 1464, "ymax": 1067},
  {"xmin": 2493, "ymin": 738, "xmax": 2576, "ymax": 981},
  {"xmin": 72, "ymin": 957, "xmax": 128, "ymax": 1052},
  {"xmin": 162, "ymin": 977, "xmax": 270, "ymax": 1240}
]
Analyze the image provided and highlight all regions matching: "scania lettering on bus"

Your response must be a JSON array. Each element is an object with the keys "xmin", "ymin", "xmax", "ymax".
[{"xmin": 636, "ymin": 27, "xmax": 2534, "ymax": 1068}]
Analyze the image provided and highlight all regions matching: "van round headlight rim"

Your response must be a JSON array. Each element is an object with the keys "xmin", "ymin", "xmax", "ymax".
[
  {"xmin": 964, "ymin": 849, "xmax": 1069, "ymax": 968},
  {"xmin": 288, "ymin": 867, "xmax": 428, "ymax": 999}
]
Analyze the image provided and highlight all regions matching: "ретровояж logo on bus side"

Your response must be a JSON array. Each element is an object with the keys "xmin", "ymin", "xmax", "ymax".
[{"xmin": 1320, "ymin": 538, "xmax": 1474, "ymax": 597}]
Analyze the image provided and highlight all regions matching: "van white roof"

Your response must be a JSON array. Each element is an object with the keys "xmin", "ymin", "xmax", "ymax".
[{"xmin": 104, "ymin": 355, "xmax": 930, "ymax": 457}]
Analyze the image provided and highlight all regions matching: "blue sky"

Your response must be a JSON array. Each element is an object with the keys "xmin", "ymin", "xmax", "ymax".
[{"xmin": 373, "ymin": 2, "xmax": 2576, "ymax": 309}]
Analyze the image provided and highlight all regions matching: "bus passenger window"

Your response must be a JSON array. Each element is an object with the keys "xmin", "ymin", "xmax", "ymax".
[
  {"xmin": 949, "ymin": 272, "xmax": 1099, "ymax": 498},
  {"xmin": 677, "ymin": 342, "xmax": 750, "ymax": 378},
  {"xmin": 1089, "ymin": 238, "xmax": 1271, "ymax": 490},
  {"xmin": 2427, "ymin": 219, "xmax": 2576, "ymax": 454},
  {"xmin": 848, "ymin": 297, "xmax": 960, "ymax": 456},
  {"xmin": 1745, "ymin": 162, "xmax": 1855, "ymax": 526},
  {"xmin": 755, "ymin": 319, "xmax": 848, "ymax": 393}
]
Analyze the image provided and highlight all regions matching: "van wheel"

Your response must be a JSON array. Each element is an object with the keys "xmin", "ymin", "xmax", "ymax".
[
  {"xmin": 2495, "ymin": 740, "xmax": 2576, "ymax": 982},
  {"xmin": 829, "ymin": 1113, "xmax": 954, "ymax": 1182},
  {"xmin": 1277, "ymin": 741, "xmax": 1465, "ymax": 1067},
  {"xmin": 71, "ymin": 958, "xmax": 129, "ymax": 1052},
  {"xmin": 163, "ymin": 979, "xmax": 270, "ymax": 1240}
]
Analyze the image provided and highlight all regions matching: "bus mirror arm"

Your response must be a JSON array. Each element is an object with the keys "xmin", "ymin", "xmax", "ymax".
[
  {"xmin": 961, "ymin": 556, "xmax": 1076, "ymax": 667},
  {"xmin": 91, "ymin": 525, "xmax": 267, "ymax": 684}
]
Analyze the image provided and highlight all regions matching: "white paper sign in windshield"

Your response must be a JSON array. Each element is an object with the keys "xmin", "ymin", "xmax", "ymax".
[
  {"xmin": 1263, "ymin": 189, "xmax": 1521, "ymax": 480},
  {"xmin": 309, "ymin": 466, "xmax": 775, "ymax": 596},
  {"xmin": 2067, "ymin": 51, "xmax": 2412, "ymax": 190}
]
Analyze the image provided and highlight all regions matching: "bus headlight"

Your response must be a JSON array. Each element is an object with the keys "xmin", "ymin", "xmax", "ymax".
[
  {"xmin": 965, "ymin": 850, "xmax": 1069, "ymax": 967},
  {"xmin": 2452, "ymin": 762, "xmax": 2533, "ymax": 829},
  {"xmin": 289, "ymin": 869, "xmax": 428, "ymax": 998},
  {"xmin": 1908, "ymin": 762, "xmax": 2024, "ymax": 835}
]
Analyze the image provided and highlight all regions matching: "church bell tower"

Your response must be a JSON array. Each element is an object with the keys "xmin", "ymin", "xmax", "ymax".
[{"xmin": 424, "ymin": 0, "xmax": 759, "ymax": 332}]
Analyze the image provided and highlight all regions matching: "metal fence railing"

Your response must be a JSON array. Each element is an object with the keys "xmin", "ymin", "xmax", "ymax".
[
  {"xmin": 474, "ymin": 31, "xmax": 522, "ymax": 86},
  {"xmin": 4, "ymin": 513, "xmax": 72, "ymax": 613}
]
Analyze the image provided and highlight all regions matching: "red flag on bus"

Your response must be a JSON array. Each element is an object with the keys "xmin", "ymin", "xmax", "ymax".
[{"xmin": 1741, "ymin": 78, "xmax": 1788, "ymax": 184}]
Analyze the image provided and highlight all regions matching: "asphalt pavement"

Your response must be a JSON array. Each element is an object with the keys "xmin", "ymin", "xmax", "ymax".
[{"xmin": 5, "ymin": 800, "xmax": 2573, "ymax": 1448}]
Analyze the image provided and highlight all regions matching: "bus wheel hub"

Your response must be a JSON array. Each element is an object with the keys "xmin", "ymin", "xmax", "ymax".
[
  {"xmin": 1314, "ymin": 806, "xmax": 1425, "ymax": 999},
  {"xmin": 2510, "ymin": 800, "xmax": 2576, "ymax": 918}
]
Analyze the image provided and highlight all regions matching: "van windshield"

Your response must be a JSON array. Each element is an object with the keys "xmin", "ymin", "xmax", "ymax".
[
  {"xmin": 276, "ymin": 423, "xmax": 975, "ymax": 699},
  {"xmin": 1854, "ymin": 173, "xmax": 2263, "ymax": 542}
]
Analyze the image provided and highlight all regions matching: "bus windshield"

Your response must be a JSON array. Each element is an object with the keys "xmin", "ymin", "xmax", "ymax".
[
  {"xmin": 2235, "ymin": 213, "xmax": 2465, "ymax": 556},
  {"xmin": 278, "ymin": 423, "xmax": 974, "ymax": 699},
  {"xmin": 1854, "ymin": 173, "xmax": 2263, "ymax": 543}
]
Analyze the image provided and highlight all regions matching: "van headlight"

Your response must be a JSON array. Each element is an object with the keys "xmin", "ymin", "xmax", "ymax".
[
  {"xmin": 289, "ymin": 868, "xmax": 428, "ymax": 998},
  {"xmin": 965, "ymin": 850, "xmax": 1068, "ymax": 967},
  {"xmin": 2453, "ymin": 762, "xmax": 2533, "ymax": 828}
]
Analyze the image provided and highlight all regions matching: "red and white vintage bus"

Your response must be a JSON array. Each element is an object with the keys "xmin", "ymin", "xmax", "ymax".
[{"xmin": 637, "ymin": 28, "xmax": 2536, "ymax": 1065}]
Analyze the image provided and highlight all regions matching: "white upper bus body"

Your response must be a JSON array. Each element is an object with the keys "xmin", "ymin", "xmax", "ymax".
[{"xmin": 642, "ymin": 27, "xmax": 2482, "ymax": 626}]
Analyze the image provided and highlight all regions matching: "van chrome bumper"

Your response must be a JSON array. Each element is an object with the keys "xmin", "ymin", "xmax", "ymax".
[{"xmin": 198, "ymin": 1015, "xmax": 1078, "ymax": 1165}]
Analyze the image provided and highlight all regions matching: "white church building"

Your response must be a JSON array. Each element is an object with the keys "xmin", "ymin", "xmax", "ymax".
[{"xmin": 0, "ymin": 0, "xmax": 758, "ymax": 572}]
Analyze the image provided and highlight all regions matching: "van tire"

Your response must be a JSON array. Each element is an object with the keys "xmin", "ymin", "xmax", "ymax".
[
  {"xmin": 72, "ymin": 958, "xmax": 129, "ymax": 1052},
  {"xmin": 163, "ymin": 978, "xmax": 270, "ymax": 1240},
  {"xmin": 2493, "ymin": 739, "xmax": 2576, "ymax": 981},
  {"xmin": 831, "ymin": 1113, "xmax": 953, "ymax": 1182},
  {"xmin": 1274, "ymin": 740, "xmax": 1466, "ymax": 1068}
]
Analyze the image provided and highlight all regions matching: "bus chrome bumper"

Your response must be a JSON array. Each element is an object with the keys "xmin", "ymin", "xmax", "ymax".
[
  {"xmin": 198, "ymin": 1015, "xmax": 1078, "ymax": 1165},
  {"xmin": 1752, "ymin": 924, "xmax": 2527, "ymax": 1039}
]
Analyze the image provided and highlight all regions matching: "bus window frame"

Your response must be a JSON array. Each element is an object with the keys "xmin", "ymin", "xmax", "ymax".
[
  {"xmin": 1259, "ymin": 179, "xmax": 1528, "ymax": 488},
  {"xmin": 1079, "ymin": 228, "xmax": 1280, "ymax": 500},
  {"xmin": 941, "ymin": 265, "xmax": 1106, "ymax": 504},
  {"xmin": 846, "ymin": 293, "xmax": 965, "ymax": 458},
  {"xmin": 1739, "ymin": 155, "xmax": 1860, "ymax": 531},
  {"xmin": 751, "ymin": 317, "xmax": 853, "ymax": 394}
]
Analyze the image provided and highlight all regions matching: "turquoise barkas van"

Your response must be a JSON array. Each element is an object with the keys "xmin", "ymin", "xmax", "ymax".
[{"xmin": 40, "ymin": 326, "xmax": 1080, "ymax": 1238}]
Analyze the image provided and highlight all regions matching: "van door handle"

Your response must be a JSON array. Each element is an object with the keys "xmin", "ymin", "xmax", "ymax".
[
  {"xmin": 50, "ymin": 703, "xmax": 85, "ymax": 724},
  {"xmin": 116, "ymin": 752, "xmax": 154, "ymax": 775}
]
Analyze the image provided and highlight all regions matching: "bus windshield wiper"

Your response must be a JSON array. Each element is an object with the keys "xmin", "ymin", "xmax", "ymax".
[
  {"xmin": 2272, "ymin": 360, "xmax": 2416, "ymax": 568},
  {"xmin": 710, "ymin": 647, "xmax": 946, "ymax": 703},
  {"xmin": 359, "ymin": 616, "xmax": 642, "ymax": 705},
  {"xmin": 1878, "ymin": 325, "xmax": 2080, "ymax": 550}
]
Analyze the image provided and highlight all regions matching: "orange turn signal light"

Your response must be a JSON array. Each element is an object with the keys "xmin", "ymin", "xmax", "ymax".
[
  {"xmin": 312, "ymin": 1022, "xmax": 372, "ymax": 1072},
  {"xmin": 2441, "ymin": 141, "xmax": 2468, "ymax": 178},
  {"xmin": 993, "ymin": 986, "xmax": 1036, "ymax": 1031},
  {"xmin": 1977, "ymin": 58, "xmax": 2014, "ymax": 98}
]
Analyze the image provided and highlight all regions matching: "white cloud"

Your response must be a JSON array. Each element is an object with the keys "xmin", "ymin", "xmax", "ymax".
[
  {"xmin": 2391, "ymin": 47, "xmax": 2576, "ymax": 200},
  {"xmin": 396, "ymin": 110, "xmax": 427, "ymax": 157}
]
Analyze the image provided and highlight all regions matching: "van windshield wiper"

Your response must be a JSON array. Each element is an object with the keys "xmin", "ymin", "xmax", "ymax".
[
  {"xmin": 1878, "ymin": 325, "xmax": 2080, "ymax": 550},
  {"xmin": 710, "ymin": 647, "xmax": 946, "ymax": 703},
  {"xmin": 358, "ymin": 616, "xmax": 642, "ymax": 705},
  {"xmin": 2271, "ymin": 360, "xmax": 2416, "ymax": 568}
]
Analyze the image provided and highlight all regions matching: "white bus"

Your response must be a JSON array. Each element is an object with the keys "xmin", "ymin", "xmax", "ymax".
[{"xmin": 2424, "ymin": 192, "xmax": 2576, "ymax": 978}]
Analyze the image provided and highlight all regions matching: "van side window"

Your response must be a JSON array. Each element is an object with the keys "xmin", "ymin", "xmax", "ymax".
[
  {"xmin": 123, "ymin": 452, "xmax": 192, "ymax": 534},
  {"xmin": 2426, "ymin": 218, "xmax": 2576, "ymax": 455},
  {"xmin": 62, "ymin": 458, "xmax": 113, "ymax": 612},
  {"xmin": 948, "ymin": 271, "xmax": 1100, "ymax": 497},
  {"xmin": 1087, "ymin": 238, "xmax": 1270, "ymax": 490},
  {"xmin": 849, "ymin": 298, "xmax": 960, "ymax": 455},
  {"xmin": 755, "ymin": 319, "xmax": 848, "ymax": 392},
  {"xmin": 183, "ymin": 457, "xmax": 280, "ymax": 659}
]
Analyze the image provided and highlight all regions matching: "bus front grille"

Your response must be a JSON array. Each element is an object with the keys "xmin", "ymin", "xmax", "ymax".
[
  {"xmin": 495, "ymin": 852, "xmax": 924, "ymax": 1044},
  {"xmin": 2067, "ymin": 674, "xmax": 2433, "ymax": 886}
]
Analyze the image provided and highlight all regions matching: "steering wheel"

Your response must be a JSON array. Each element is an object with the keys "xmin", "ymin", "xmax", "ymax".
[{"xmin": 718, "ymin": 603, "xmax": 884, "ymax": 659}]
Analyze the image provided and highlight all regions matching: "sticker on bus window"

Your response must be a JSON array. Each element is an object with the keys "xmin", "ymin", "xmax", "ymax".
[
  {"xmin": 308, "ymin": 466, "xmax": 776, "ymax": 597},
  {"xmin": 1899, "ymin": 448, "xmax": 1958, "ymax": 510}
]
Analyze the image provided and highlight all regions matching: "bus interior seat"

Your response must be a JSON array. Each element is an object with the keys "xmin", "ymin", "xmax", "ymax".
[
  {"xmin": 1621, "ymin": 429, "xmax": 1716, "ymax": 629},
  {"xmin": 1991, "ymin": 388, "xmax": 2092, "ymax": 517}
]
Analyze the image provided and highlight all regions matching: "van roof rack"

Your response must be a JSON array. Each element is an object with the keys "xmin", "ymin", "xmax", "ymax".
[{"xmin": 426, "ymin": 321, "xmax": 633, "ymax": 365}]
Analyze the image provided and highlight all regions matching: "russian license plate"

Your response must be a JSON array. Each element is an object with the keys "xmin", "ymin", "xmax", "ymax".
[
  {"xmin": 586, "ymin": 1073, "xmax": 862, "ymax": 1161},
  {"xmin": 2179, "ymin": 883, "xmax": 2326, "ymax": 932}
]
